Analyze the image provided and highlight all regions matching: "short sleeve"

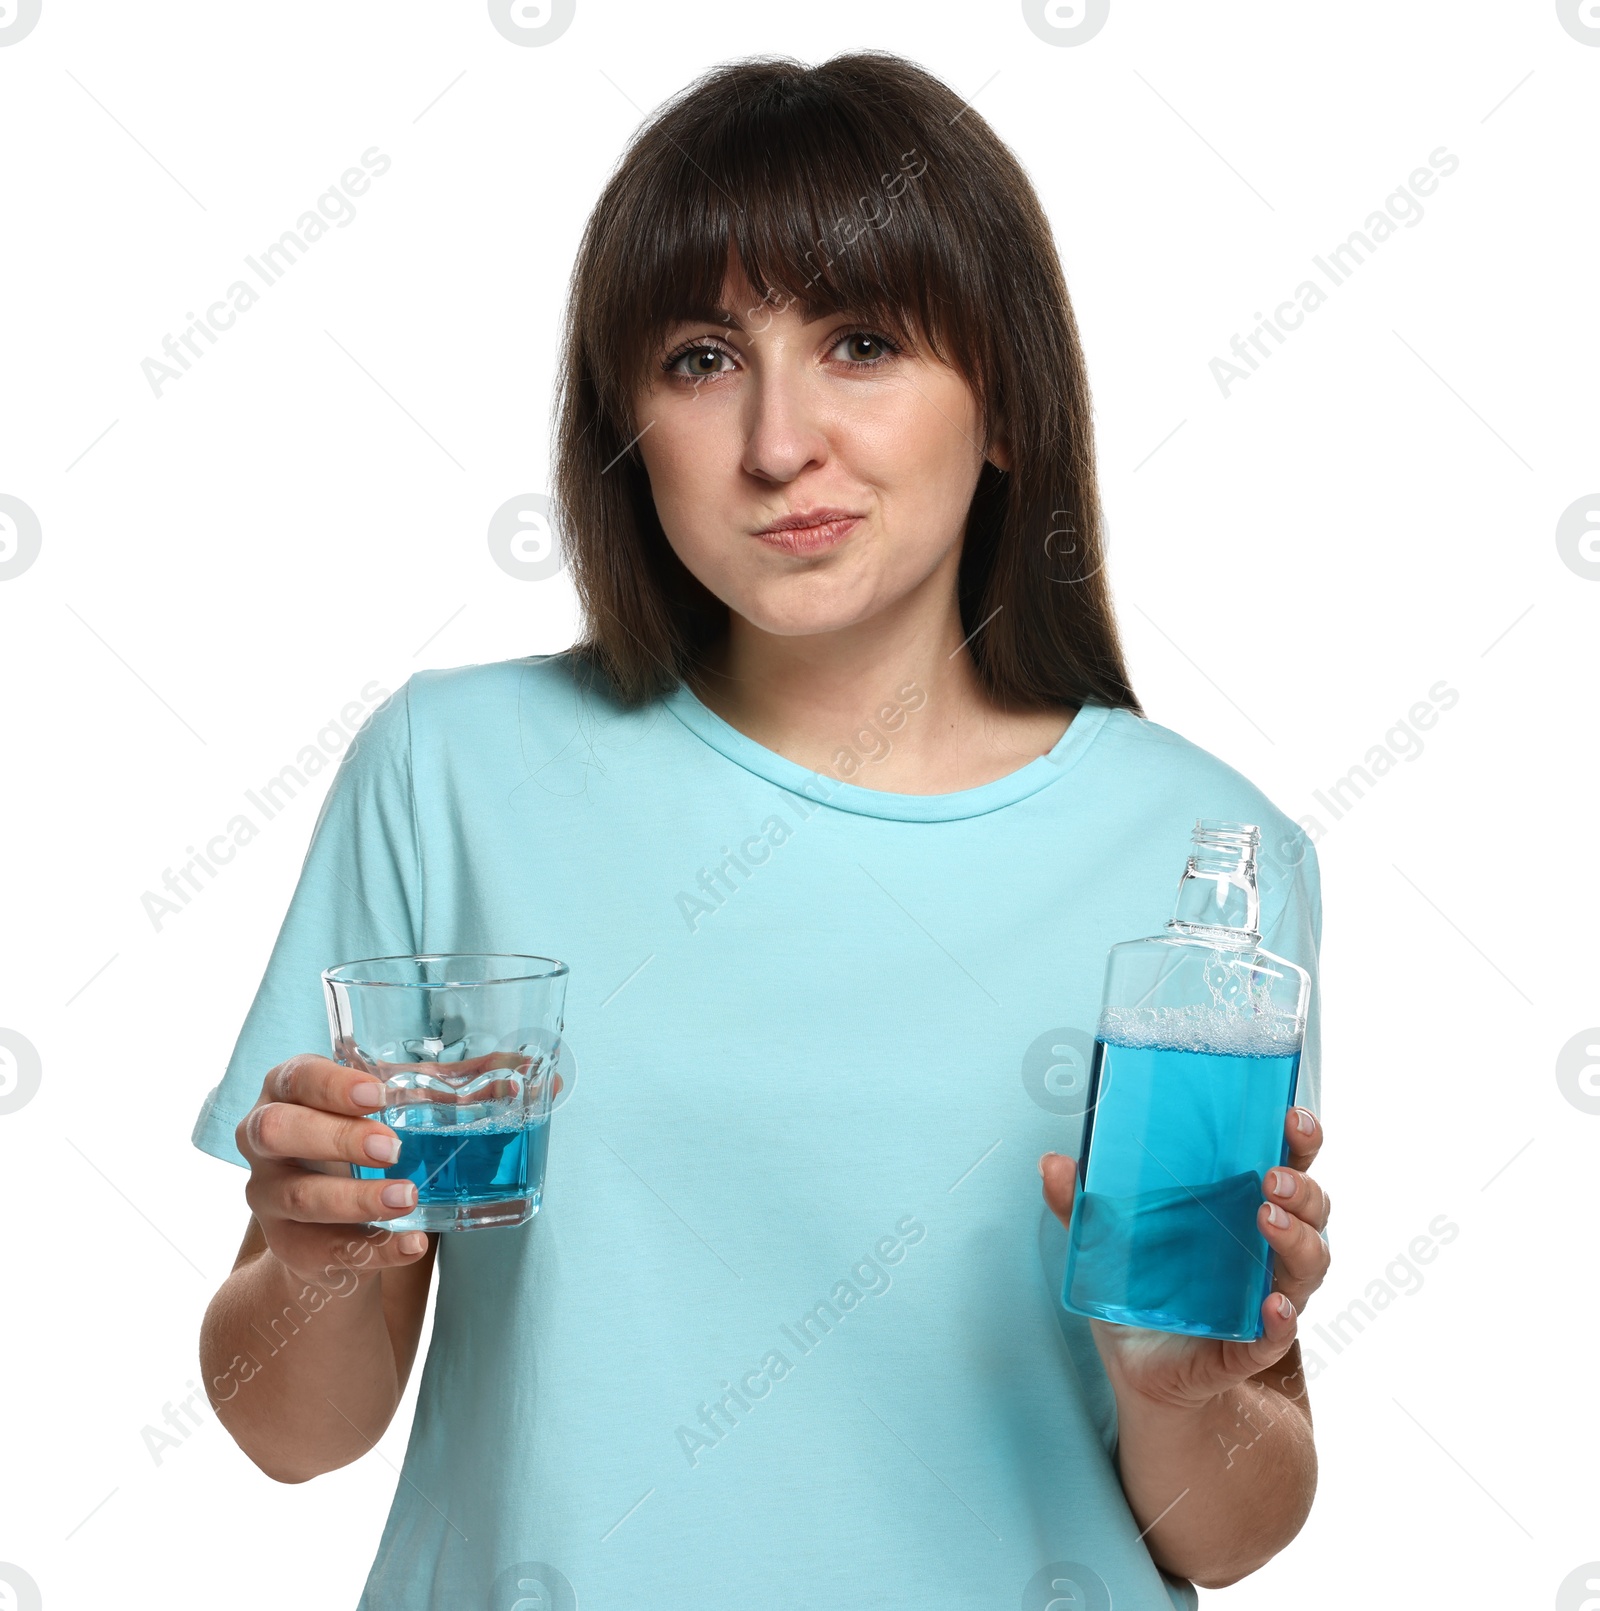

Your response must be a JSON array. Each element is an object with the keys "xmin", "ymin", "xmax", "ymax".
[
  {"xmin": 1256, "ymin": 823, "xmax": 1324, "ymax": 1120},
  {"xmin": 190, "ymin": 680, "xmax": 423, "ymax": 1168}
]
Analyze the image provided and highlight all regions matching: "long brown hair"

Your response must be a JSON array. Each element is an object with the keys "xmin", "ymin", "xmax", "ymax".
[{"xmin": 551, "ymin": 48, "xmax": 1140, "ymax": 716}]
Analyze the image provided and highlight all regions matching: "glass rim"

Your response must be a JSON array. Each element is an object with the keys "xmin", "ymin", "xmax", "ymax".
[{"xmin": 322, "ymin": 952, "xmax": 570, "ymax": 989}]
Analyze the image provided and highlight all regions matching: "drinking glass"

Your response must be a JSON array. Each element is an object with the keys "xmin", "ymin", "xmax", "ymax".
[{"xmin": 322, "ymin": 953, "xmax": 569, "ymax": 1232}]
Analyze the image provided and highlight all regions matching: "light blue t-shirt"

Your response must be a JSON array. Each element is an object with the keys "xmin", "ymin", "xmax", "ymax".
[{"xmin": 191, "ymin": 651, "xmax": 1322, "ymax": 1611}]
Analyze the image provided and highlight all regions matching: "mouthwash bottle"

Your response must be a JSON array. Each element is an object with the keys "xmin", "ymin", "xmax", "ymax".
[{"xmin": 1061, "ymin": 820, "xmax": 1311, "ymax": 1341}]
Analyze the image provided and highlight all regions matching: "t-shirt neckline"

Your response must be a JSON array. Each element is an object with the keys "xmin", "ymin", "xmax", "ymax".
[{"xmin": 661, "ymin": 681, "xmax": 1111, "ymax": 822}]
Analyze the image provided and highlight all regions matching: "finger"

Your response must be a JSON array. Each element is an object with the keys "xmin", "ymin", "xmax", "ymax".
[
  {"xmin": 346, "ymin": 1052, "xmax": 534, "ymax": 1109},
  {"xmin": 1283, "ymin": 1105, "xmax": 1323, "ymax": 1172},
  {"xmin": 396, "ymin": 1073, "xmax": 522, "ymax": 1106},
  {"xmin": 1216, "ymin": 1290, "xmax": 1301, "ymax": 1381},
  {"xmin": 382, "ymin": 1051, "xmax": 527, "ymax": 1080},
  {"xmin": 246, "ymin": 1159, "xmax": 420, "ymax": 1226},
  {"xmin": 238, "ymin": 1099, "xmax": 401, "ymax": 1170},
  {"xmin": 270, "ymin": 1217, "xmax": 433, "ymax": 1284},
  {"xmin": 1259, "ymin": 1192, "xmax": 1332, "ymax": 1314},
  {"xmin": 1263, "ymin": 1163, "xmax": 1331, "ymax": 1234},
  {"xmin": 263, "ymin": 1053, "xmax": 392, "ymax": 1117},
  {"xmin": 1040, "ymin": 1152, "xmax": 1077, "ymax": 1231},
  {"xmin": 1144, "ymin": 1290, "xmax": 1301, "ymax": 1403}
]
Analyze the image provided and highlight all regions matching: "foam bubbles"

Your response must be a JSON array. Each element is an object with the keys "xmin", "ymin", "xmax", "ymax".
[
  {"xmin": 1099, "ymin": 1003, "xmax": 1301, "ymax": 1057},
  {"xmin": 384, "ymin": 1104, "xmax": 547, "ymax": 1136}
]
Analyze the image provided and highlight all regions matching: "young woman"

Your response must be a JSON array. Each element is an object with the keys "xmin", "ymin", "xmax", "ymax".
[{"xmin": 194, "ymin": 50, "xmax": 1330, "ymax": 1610}]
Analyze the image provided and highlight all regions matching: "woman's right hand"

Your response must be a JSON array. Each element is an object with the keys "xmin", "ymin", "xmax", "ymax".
[{"xmin": 236, "ymin": 1053, "xmax": 430, "ymax": 1286}]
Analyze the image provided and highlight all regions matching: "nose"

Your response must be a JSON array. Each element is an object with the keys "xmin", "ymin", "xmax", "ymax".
[{"xmin": 739, "ymin": 359, "xmax": 830, "ymax": 484}]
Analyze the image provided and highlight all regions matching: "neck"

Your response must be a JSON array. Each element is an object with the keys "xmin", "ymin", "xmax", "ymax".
[{"xmin": 686, "ymin": 554, "xmax": 1073, "ymax": 792}]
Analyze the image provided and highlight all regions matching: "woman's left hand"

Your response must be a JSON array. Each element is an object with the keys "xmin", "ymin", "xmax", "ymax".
[{"xmin": 1040, "ymin": 1105, "xmax": 1332, "ymax": 1410}]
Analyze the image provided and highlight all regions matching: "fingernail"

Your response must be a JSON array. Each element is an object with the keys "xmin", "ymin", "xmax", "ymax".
[
  {"xmin": 381, "ymin": 1182, "xmax": 414, "ymax": 1208},
  {"xmin": 365, "ymin": 1132, "xmax": 401, "ymax": 1164},
  {"xmin": 1265, "ymin": 1202, "xmax": 1290, "ymax": 1227},
  {"xmin": 1278, "ymin": 1293, "xmax": 1295, "ymax": 1320},
  {"xmin": 1295, "ymin": 1107, "xmax": 1315, "ymax": 1134},
  {"xmin": 351, "ymin": 1080, "xmax": 385, "ymax": 1108},
  {"xmin": 1269, "ymin": 1169, "xmax": 1295, "ymax": 1198},
  {"xmin": 1039, "ymin": 1153, "xmax": 1052, "ymax": 1177},
  {"xmin": 399, "ymin": 1233, "xmax": 426, "ymax": 1254}
]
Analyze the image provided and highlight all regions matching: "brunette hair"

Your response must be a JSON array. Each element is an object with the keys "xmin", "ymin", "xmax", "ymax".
[{"xmin": 552, "ymin": 48, "xmax": 1140, "ymax": 716}]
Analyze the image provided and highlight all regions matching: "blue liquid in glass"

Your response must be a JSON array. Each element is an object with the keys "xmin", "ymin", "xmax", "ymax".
[
  {"xmin": 354, "ymin": 1104, "xmax": 549, "ymax": 1208},
  {"xmin": 1062, "ymin": 1029, "xmax": 1299, "ymax": 1340}
]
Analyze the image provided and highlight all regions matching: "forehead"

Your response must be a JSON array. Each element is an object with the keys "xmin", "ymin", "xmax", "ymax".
[
  {"xmin": 654, "ymin": 243, "xmax": 878, "ymax": 331},
  {"xmin": 662, "ymin": 276, "xmax": 858, "ymax": 333}
]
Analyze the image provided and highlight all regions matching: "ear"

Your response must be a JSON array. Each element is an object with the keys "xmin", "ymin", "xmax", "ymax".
[{"xmin": 986, "ymin": 433, "xmax": 1012, "ymax": 473}]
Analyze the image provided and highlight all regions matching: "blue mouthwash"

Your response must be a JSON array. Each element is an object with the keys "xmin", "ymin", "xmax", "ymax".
[{"xmin": 1061, "ymin": 820, "xmax": 1311, "ymax": 1341}]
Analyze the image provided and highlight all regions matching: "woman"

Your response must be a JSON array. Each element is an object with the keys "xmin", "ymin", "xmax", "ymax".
[{"xmin": 194, "ymin": 50, "xmax": 1330, "ymax": 1610}]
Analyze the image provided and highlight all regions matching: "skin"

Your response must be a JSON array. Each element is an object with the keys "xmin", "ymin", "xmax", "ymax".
[
  {"xmin": 203, "ymin": 259, "xmax": 1329, "ymax": 1589},
  {"xmin": 202, "ymin": 1049, "xmax": 543, "ymax": 1481},
  {"xmin": 632, "ymin": 254, "xmax": 1075, "ymax": 789},
  {"xmin": 199, "ymin": 1056, "xmax": 438, "ymax": 1481},
  {"xmin": 1042, "ymin": 1111, "xmax": 1332, "ymax": 1587}
]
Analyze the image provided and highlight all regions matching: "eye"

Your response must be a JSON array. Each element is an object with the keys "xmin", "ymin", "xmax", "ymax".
[
  {"xmin": 827, "ymin": 330, "xmax": 900, "ymax": 366},
  {"xmin": 662, "ymin": 340, "xmax": 734, "ymax": 379},
  {"xmin": 660, "ymin": 328, "xmax": 902, "ymax": 383}
]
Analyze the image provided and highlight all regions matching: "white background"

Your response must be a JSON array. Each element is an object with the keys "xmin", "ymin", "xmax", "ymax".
[{"xmin": 1, "ymin": 2, "xmax": 1594, "ymax": 1607}]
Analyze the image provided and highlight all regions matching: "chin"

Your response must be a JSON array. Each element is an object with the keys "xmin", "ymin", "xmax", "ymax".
[{"xmin": 727, "ymin": 585, "xmax": 883, "ymax": 640}]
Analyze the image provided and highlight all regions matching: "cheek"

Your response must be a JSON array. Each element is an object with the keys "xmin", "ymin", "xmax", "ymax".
[
  {"xmin": 637, "ymin": 418, "xmax": 738, "ymax": 559},
  {"xmin": 631, "ymin": 371, "xmax": 984, "ymax": 617},
  {"xmin": 856, "ymin": 386, "xmax": 984, "ymax": 527}
]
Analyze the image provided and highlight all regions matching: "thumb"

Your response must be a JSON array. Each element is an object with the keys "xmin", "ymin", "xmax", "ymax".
[{"xmin": 1039, "ymin": 1152, "xmax": 1077, "ymax": 1230}]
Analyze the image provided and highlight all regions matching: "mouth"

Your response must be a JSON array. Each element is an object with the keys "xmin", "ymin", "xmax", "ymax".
[{"xmin": 752, "ymin": 509, "xmax": 864, "ymax": 556}]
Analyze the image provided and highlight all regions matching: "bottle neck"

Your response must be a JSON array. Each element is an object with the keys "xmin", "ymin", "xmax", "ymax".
[{"xmin": 1167, "ymin": 832, "xmax": 1261, "ymax": 944}]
